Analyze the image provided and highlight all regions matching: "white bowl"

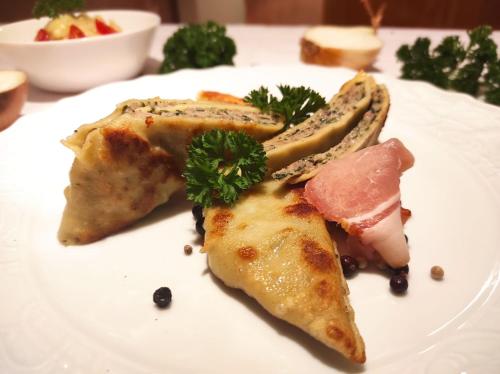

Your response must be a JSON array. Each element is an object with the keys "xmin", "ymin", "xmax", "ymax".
[{"xmin": 0, "ymin": 10, "xmax": 160, "ymax": 92}]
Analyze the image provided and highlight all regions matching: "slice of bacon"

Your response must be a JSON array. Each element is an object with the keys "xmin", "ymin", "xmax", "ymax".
[{"xmin": 304, "ymin": 138, "xmax": 414, "ymax": 267}]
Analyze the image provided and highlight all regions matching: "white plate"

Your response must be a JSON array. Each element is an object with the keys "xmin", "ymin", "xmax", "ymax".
[{"xmin": 1, "ymin": 65, "xmax": 500, "ymax": 374}]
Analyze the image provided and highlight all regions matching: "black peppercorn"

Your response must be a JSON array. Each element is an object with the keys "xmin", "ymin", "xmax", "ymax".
[
  {"xmin": 153, "ymin": 287, "xmax": 172, "ymax": 308},
  {"xmin": 340, "ymin": 255, "xmax": 358, "ymax": 277},
  {"xmin": 390, "ymin": 275, "xmax": 408, "ymax": 294},
  {"xmin": 389, "ymin": 264, "xmax": 409, "ymax": 275},
  {"xmin": 196, "ymin": 219, "xmax": 205, "ymax": 237},
  {"xmin": 192, "ymin": 205, "xmax": 203, "ymax": 222}
]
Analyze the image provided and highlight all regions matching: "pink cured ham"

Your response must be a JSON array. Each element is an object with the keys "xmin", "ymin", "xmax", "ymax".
[{"xmin": 304, "ymin": 138, "xmax": 414, "ymax": 267}]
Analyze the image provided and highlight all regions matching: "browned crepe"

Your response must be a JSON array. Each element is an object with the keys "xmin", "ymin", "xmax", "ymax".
[
  {"xmin": 203, "ymin": 180, "xmax": 365, "ymax": 363},
  {"xmin": 59, "ymin": 98, "xmax": 284, "ymax": 244}
]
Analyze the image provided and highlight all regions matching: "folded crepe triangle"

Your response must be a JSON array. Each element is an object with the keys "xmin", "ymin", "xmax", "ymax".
[
  {"xmin": 203, "ymin": 180, "xmax": 366, "ymax": 363},
  {"xmin": 58, "ymin": 98, "xmax": 284, "ymax": 245}
]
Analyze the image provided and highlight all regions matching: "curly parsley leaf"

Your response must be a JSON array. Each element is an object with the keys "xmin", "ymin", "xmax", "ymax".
[
  {"xmin": 184, "ymin": 130, "xmax": 267, "ymax": 208},
  {"xmin": 484, "ymin": 60, "xmax": 500, "ymax": 105},
  {"xmin": 244, "ymin": 85, "xmax": 326, "ymax": 129},
  {"xmin": 243, "ymin": 86, "xmax": 276, "ymax": 112},
  {"xmin": 396, "ymin": 25, "xmax": 500, "ymax": 105},
  {"xmin": 450, "ymin": 61, "xmax": 484, "ymax": 95},
  {"xmin": 33, "ymin": 0, "xmax": 85, "ymax": 19},
  {"xmin": 397, "ymin": 37, "xmax": 447, "ymax": 88},
  {"xmin": 159, "ymin": 21, "xmax": 236, "ymax": 74},
  {"xmin": 434, "ymin": 36, "xmax": 466, "ymax": 73}
]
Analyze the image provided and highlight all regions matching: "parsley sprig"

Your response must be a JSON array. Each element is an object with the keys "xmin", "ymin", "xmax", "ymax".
[
  {"xmin": 159, "ymin": 21, "xmax": 236, "ymax": 74},
  {"xmin": 397, "ymin": 25, "xmax": 500, "ymax": 105},
  {"xmin": 244, "ymin": 85, "xmax": 326, "ymax": 129},
  {"xmin": 184, "ymin": 130, "xmax": 267, "ymax": 208},
  {"xmin": 33, "ymin": 0, "xmax": 84, "ymax": 19}
]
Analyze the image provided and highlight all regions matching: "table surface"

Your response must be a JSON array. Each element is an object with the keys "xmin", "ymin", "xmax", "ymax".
[{"xmin": 4, "ymin": 24, "xmax": 500, "ymax": 116}]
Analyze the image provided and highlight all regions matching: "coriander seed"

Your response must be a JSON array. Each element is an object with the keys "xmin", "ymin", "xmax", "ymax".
[
  {"xmin": 184, "ymin": 244, "xmax": 193, "ymax": 255},
  {"xmin": 430, "ymin": 265, "xmax": 444, "ymax": 280}
]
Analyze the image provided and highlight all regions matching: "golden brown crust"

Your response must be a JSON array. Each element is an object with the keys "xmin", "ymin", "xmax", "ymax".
[
  {"xmin": 300, "ymin": 37, "xmax": 380, "ymax": 70},
  {"xmin": 197, "ymin": 91, "xmax": 248, "ymax": 106},
  {"xmin": 209, "ymin": 209, "xmax": 234, "ymax": 237},
  {"xmin": 237, "ymin": 246, "xmax": 258, "ymax": 261},
  {"xmin": 283, "ymin": 201, "xmax": 317, "ymax": 217},
  {"xmin": 301, "ymin": 238, "xmax": 335, "ymax": 272}
]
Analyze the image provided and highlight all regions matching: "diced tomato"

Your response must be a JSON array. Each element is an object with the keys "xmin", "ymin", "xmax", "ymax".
[
  {"xmin": 35, "ymin": 28, "xmax": 50, "ymax": 42},
  {"xmin": 95, "ymin": 18, "xmax": 116, "ymax": 35},
  {"xmin": 69, "ymin": 25, "xmax": 85, "ymax": 39}
]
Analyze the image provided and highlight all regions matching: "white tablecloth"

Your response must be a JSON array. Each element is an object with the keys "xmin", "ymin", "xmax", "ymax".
[{"xmin": 5, "ymin": 25, "xmax": 500, "ymax": 115}]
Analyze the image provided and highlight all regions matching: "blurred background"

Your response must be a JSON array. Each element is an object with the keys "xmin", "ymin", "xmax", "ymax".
[{"xmin": 1, "ymin": 0, "xmax": 499, "ymax": 28}]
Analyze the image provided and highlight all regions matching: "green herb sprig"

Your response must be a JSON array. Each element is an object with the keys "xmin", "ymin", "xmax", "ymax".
[
  {"xmin": 33, "ymin": 0, "xmax": 85, "ymax": 19},
  {"xmin": 184, "ymin": 130, "xmax": 267, "ymax": 208},
  {"xmin": 159, "ymin": 21, "xmax": 236, "ymax": 74},
  {"xmin": 244, "ymin": 85, "xmax": 326, "ymax": 129},
  {"xmin": 396, "ymin": 25, "xmax": 500, "ymax": 105}
]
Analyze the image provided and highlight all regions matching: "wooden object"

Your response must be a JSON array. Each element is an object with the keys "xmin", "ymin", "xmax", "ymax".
[
  {"xmin": 0, "ymin": 0, "xmax": 179, "ymax": 23},
  {"xmin": 246, "ymin": 0, "xmax": 500, "ymax": 28}
]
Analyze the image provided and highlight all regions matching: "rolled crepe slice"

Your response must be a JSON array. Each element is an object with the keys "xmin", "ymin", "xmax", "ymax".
[
  {"xmin": 65, "ymin": 98, "xmax": 284, "ymax": 168},
  {"xmin": 203, "ymin": 180, "xmax": 366, "ymax": 363},
  {"xmin": 59, "ymin": 98, "xmax": 284, "ymax": 245},
  {"xmin": 273, "ymin": 84, "xmax": 389, "ymax": 183},
  {"xmin": 263, "ymin": 71, "xmax": 376, "ymax": 173}
]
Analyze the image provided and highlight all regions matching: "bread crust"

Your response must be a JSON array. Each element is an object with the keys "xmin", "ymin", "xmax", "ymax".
[
  {"xmin": 300, "ymin": 37, "xmax": 381, "ymax": 70},
  {"xmin": 0, "ymin": 78, "xmax": 28, "ymax": 131}
]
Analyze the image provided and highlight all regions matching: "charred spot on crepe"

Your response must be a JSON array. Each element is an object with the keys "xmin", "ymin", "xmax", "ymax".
[
  {"xmin": 237, "ymin": 246, "xmax": 258, "ymax": 261},
  {"xmin": 283, "ymin": 189, "xmax": 318, "ymax": 217},
  {"xmin": 301, "ymin": 238, "xmax": 335, "ymax": 273},
  {"xmin": 284, "ymin": 202, "xmax": 317, "ymax": 217},
  {"xmin": 210, "ymin": 209, "xmax": 233, "ymax": 237}
]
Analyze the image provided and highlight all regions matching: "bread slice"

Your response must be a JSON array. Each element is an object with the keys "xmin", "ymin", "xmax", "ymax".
[
  {"xmin": 203, "ymin": 180, "xmax": 366, "ymax": 363},
  {"xmin": 301, "ymin": 26, "xmax": 382, "ymax": 70},
  {"xmin": 0, "ymin": 70, "xmax": 28, "ymax": 131}
]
